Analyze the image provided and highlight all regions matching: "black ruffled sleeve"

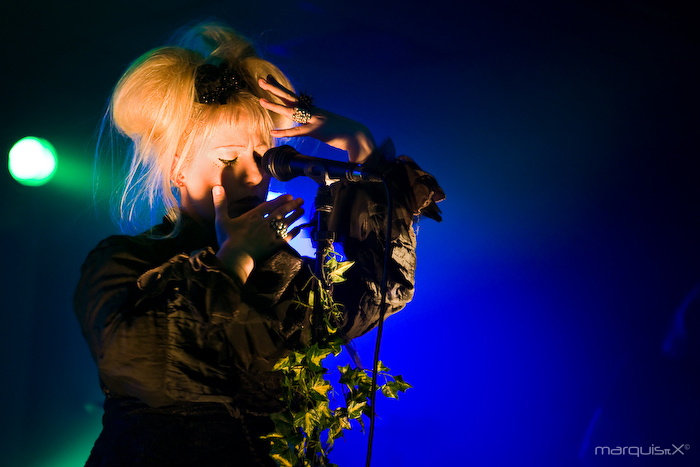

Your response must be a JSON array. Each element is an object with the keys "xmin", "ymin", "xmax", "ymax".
[{"xmin": 329, "ymin": 140, "xmax": 444, "ymax": 339}]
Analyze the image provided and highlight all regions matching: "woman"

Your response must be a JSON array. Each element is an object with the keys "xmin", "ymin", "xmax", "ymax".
[{"xmin": 75, "ymin": 22, "xmax": 443, "ymax": 466}]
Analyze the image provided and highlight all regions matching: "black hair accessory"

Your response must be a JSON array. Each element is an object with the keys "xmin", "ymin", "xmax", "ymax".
[
  {"xmin": 296, "ymin": 92, "xmax": 314, "ymax": 111},
  {"xmin": 265, "ymin": 74, "xmax": 314, "ymax": 110},
  {"xmin": 195, "ymin": 63, "xmax": 244, "ymax": 105}
]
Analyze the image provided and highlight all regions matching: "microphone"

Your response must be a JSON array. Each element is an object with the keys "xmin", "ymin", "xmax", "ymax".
[{"xmin": 261, "ymin": 145, "xmax": 383, "ymax": 183}]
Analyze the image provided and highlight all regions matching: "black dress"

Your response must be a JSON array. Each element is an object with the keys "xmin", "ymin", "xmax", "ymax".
[{"xmin": 74, "ymin": 142, "xmax": 444, "ymax": 466}]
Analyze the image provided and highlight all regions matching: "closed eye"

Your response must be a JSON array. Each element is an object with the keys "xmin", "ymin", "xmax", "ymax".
[{"xmin": 219, "ymin": 158, "xmax": 238, "ymax": 167}]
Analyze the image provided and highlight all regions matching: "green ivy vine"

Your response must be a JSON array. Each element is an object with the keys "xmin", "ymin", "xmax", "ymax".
[{"xmin": 263, "ymin": 247, "xmax": 411, "ymax": 467}]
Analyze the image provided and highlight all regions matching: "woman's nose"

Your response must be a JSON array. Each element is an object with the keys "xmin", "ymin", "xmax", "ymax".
[{"xmin": 239, "ymin": 154, "xmax": 264, "ymax": 186}]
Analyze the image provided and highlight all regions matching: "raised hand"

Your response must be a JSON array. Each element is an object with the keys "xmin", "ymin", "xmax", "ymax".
[{"xmin": 258, "ymin": 76, "xmax": 376, "ymax": 163}]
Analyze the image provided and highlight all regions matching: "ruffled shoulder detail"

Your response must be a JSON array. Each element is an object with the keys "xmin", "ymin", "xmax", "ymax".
[
  {"xmin": 364, "ymin": 139, "xmax": 445, "ymax": 221},
  {"xmin": 329, "ymin": 139, "xmax": 445, "ymax": 242}
]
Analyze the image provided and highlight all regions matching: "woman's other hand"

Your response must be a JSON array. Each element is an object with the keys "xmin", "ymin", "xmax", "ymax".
[{"xmin": 212, "ymin": 185, "xmax": 304, "ymax": 283}]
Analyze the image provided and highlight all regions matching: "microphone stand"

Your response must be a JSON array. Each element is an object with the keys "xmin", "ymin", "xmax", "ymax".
[
  {"xmin": 306, "ymin": 170, "xmax": 336, "ymax": 345},
  {"xmin": 305, "ymin": 171, "xmax": 336, "ymax": 467},
  {"xmin": 312, "ymin": 184, "xmax": 335, "ymax": 342}
]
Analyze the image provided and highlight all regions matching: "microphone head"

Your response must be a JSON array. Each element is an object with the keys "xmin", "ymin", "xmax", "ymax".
[
  {"xmin": 261, "ymin": 145, "xmax": 300, "ymax": 182},
  {"xmin": 262, "ymin": 145, "xmax": 383, "ymax": 184}
]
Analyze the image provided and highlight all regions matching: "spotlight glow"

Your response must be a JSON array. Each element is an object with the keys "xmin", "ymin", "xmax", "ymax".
[{"xmin": 8, "ymin": 137, "xmax": 58, "ymax": 186}]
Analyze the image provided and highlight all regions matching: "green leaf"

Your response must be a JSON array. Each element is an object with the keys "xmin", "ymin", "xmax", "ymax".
[
  {"xmin": 326, "ymin": 422, "xmax": 342, "ymax": 449},
  {"xmin": 273, "ymin": 356, "xmax": 292, "ymax": 371},
  {"xmin": 325, "ymin": 255, "xmax": 338, "ymax": 271},
  {"xmin": 393, "ymin": 374, "xmax": 413, "ymax": 393},
  {"xmin": 338, "ymin": 415, "xmax": 351, "ymax": 430},
  {"xmin": 270, "ymin": 412, "xmax": 295, "ymax": 435},
  {"xmin": 380, "ymin": 382, "xmax": 399, "ymax": 399},
  {"xmin": 379, "ymin": 375, "xmax": 412, "ymax": 400},
  {"xmin": 338, "ymin": 366, "xmax": 371, "ymax": 391},
  {"xmin": 356, "ymin": 413, "xmax": 366, "ymax": 432},
  {"xmin": 294, "ymin": 408, "xmax": 321, "ymax": 435},
  {"xmin": 291, "ymin": 365, "xmax": 305, "ymax": 382},
  {"xmin": 346, "ymin": 400, "xmax": 367, "ymax": 420},
  {"xmin": 268, "ymin": 432, "xmax": 299, "ymax": 467},
  {"xmin": 290, "ymin": 351, "xmax": 306, "ymax": 365},
  {"xmin": 306, "ymin": 344, "xmax": 333, "ymax": 372},
  {"xmin": 293, "ymin": 436, "xmax": 307, "ymax": 456},
  {"xmin": 310, "ymin": 376, "xmax": 332, "ymax": 401},
  {"xmin": 327, "ymin": 338, "xmax": 344, "ymax": 356},
  {"xmin": 270, "ymin": 448, "xmax": 298, "ymax": 467},
  {"xmin": 327, "ymin": 260, "xmax": 355, "ymax": 283}
]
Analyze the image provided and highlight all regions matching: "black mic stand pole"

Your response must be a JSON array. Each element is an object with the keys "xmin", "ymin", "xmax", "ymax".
[
  {"xmin": 307, "ymin": 169, "xmax": 336, "ymax": 344},
  {"xmin": 305, "ymin": 170, "xmax": 336, "ymax": 467}
]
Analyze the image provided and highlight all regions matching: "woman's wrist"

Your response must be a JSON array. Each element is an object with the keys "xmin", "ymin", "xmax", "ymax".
[
  {"xmin": 216, "ymin": 241, "xmax": 255, "ymax": 284},
  {"xmin": 348, "ymin": 125, "xmax": 376, "ymax": 163}
]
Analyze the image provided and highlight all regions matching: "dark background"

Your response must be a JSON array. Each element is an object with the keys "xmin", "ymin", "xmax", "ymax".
[{"xmin": 1, "ymin": 1, "xmax": 698, "ymax": 465}]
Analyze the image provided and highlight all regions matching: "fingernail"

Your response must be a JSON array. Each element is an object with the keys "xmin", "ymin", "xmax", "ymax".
[{"xmin": 212, "ymin": 186, "xmax": 223, "ymax": 196}]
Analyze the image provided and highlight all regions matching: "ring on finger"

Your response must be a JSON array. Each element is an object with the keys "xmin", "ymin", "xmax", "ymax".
[
  {"xmin": 291, "ymin": 107, "xmax": 312, "ymax": 124},
  {"xmin": 269, "ymin": 218, "xmax": 288, "ymax": 239}
]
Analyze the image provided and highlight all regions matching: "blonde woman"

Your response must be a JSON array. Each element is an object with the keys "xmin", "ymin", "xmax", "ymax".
[{"xmin": 75, "ymin": 22, "xmax": 443, "ymax": 466}]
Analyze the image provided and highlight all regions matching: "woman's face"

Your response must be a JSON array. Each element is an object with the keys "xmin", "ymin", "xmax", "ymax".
[{"xmin": 178, "ymin": 112, "xmax": 271, "ymax": 222}]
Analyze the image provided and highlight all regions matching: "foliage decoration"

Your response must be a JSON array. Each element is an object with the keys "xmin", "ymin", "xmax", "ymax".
[{"xmin": 263, "ymin": 247, "xmax": 412, "ymax": 466}]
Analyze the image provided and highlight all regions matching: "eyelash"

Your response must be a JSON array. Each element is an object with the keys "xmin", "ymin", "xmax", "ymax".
[
  {"xmin": 218, "ymin": 152, "xmax": 264, "ymax": 168},
  {"xmin": 218, "ymin": 158, "xmax": 238, "ymax": 167}
]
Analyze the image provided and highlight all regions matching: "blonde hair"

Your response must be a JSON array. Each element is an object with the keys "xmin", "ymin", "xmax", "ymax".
[{"xmin": 104, "ymin": 23, "xmax": 293, "ymax": 236}]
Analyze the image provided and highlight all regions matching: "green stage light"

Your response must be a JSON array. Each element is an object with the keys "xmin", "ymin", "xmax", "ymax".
[{"xmin": 8, "ymin": 137, "xmax": 58, "ymax": 186}]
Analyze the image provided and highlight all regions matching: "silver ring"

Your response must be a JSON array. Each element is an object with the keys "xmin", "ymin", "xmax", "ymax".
[
  {"xmin": 270, "ymin": 218, "xmax": 288, "ymax": 239},
  {"xmin": 291, "ymin": 107, "xmax": 312, "ymax": 124}
]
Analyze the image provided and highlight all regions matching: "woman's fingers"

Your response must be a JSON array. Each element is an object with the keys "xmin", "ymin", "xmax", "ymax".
[
  {"xmin": 212, "ymin": 185, "xmax": 229, "ymax": 220},
  {"xmin": 285, "ymin": 224, "xmax": 302, "ymax": 241},
  {"xmin": 214, "ymin": 190, "xmax": 303, "ymax": 231},
  {"xmin": 259, "ymin": 77, "xmax": 297, "ymax": 106},
  {"xmin": 270, "ymin": 204, "xmax": 305, "ymax": 226},
  {"xmin": 268, "ymin": 198, "xmax": 305, "ymax": 225},
  {"xmin": 270, "ymin": 125, "xmax": 316, "ymax": 139},
  {"xmin": 266, "ymin": 196, "xmax": 305, "ymax": 241},
  {"xmin": 259, "ymin": 97, "xmax": 301, "ymax": 121},
  {"xmin": 212, "ymin": 185, "xmax": 234, "ymax": 249},
  {"xmin": 255, "ymin": 194, "xmax": 297, "ymax": 217},
  {"xmin": 244, "ymin": 194, "xmax": 305, "ymax": 238},
  {"xmin": 259, "ymin": 76, "xmax": 376, "ymax": 161}
]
